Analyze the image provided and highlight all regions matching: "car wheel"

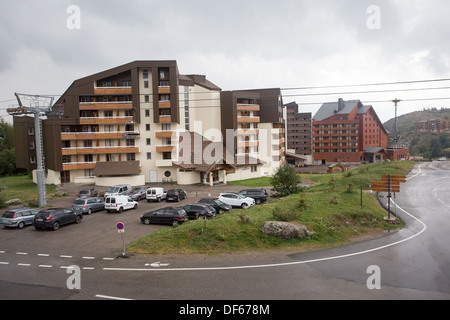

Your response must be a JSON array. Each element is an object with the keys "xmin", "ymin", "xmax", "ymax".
[
  {"xmin": 177, "ymin": 197, "xmax": 180, "ymax": 202},
  {"xmin": 134, "ymin": 203, "xmax": 138, "ymax": 209},
  {"xmin": 255, "ymin": 199, "xmax": 261, "ymax": 205},
  {"xmin": 52, "ymin": 221, "xmax": 60, "ymax": 231},
  {"xmin": 143, "ymin": 217, "xmax": 151, "ymax": 225},
  {"xmin": 241, "ymin": 203, "xmax": 249, "ymax": 209},
  {"xmin": 75, "ymin": 216, "xmax": 82, "ymax": 224},
  {"xmin": 18, "ymin": 222, "xmax": 25, "ymax": 229},
  {"xmin": 172, "ymin": 220, "xmax": 180, "ymax": 226},
  {"xmin": 87, "ymin": 208, "xmax": 92, "ymax": 215},
  {"xmin": 118, "ymin": 207, "xmax": 124, "ymax": 213}
]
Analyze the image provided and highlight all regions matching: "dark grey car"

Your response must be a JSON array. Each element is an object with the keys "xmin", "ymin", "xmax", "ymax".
[
  {"xmin": 129, "ymin": 187, "xmax": 148, "ymax": 201},
  {"xmin": 33, "ymin": 208, "xmax": 83, "ymax": 231},
  {"xmin": 72, "ymin": 197, "xmax": 105, "ymax": 215},
  {"xmin": 1, "ymin": 208, "xmax": 40, "ymax": 229}
]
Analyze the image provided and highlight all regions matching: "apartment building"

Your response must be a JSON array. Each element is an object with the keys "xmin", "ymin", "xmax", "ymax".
[
  {"xmin": 416, "ymin": 119, "xmax": 450, "ymax": 133},
  {"xmin": 284, "ymin": 102, "xmax": 312, "ymax": 155},
  {"xmin": 13, "ymin": 61, "xmax": 284, "ymax": 186},
  {"xmin": 312, "ymin": 99, "xmax": 388, "ymax": 164},
  {"xmin": 220, "ymin": 88, "xmax": 286, "ymax": 177}
]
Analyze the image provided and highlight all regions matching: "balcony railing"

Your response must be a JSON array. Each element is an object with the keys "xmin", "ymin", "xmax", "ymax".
[
  {"xmin": 94, "ymin": 86, "xmax": 132, "ymax": 95},
  {"xmin": 237, "ymin": 116, "xmax": 260, "ymax": 123},
  {"xmin": 61, "ymin": 145, "xmax": 139, "ymax": 156},
  {"xmin": 79, "ymin": 116, "xmax": 133, "ymax": 125},
  {"xmin": 61, "ymin": 131, "xmax": 139, "ymax": 140}
]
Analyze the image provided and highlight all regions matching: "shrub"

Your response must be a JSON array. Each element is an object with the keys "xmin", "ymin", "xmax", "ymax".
[{"xmin": 270, "ymin": 164, "xmax": 301, "ymax": 197}]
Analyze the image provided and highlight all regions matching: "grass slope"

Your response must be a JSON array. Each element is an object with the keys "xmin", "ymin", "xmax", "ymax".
[{"xmin": 128, "ymin": 161, "xmax": 415, "ymax": 255}]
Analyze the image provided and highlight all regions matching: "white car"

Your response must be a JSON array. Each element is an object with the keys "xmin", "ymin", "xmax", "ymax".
[
  {"xmin": 217, "ymin": 193, "xmax": 255, "ymax": 209},
  {"xmin": 146, "ymin": 187, "xmax": 167, "ymax": 202},
  {"xmin": 105, "ymin": 195, "xmax": 138, "ymax": 213}
]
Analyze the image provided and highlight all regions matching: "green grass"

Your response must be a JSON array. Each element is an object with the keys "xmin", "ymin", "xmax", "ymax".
[
  {"xmin": 0, "ymin": 174, "xmax": 60, "ymax": 207},
  {"xmin": 128, "ymin": 161, "xmax": 414, "ymax": 255},
  {"xmin": 228, "ymin": 176, "xmax": 272, "ymax": 187}
]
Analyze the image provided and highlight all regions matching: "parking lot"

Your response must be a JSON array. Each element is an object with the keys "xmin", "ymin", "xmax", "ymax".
[{"xmin": 0, "ymin": 182, "xmax": 269, "ymax": 259}]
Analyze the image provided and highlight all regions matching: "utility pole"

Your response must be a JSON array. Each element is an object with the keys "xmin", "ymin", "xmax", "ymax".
[
  {"xmin": 7, "ymin": 93, "xmax": 63, "ymax": 208},
  {"xmin": 392, "ymin": 98, "xmax": 401, "ymax": 148}
]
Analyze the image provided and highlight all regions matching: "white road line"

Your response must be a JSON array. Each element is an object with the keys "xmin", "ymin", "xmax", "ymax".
[
  {"xmin": 83, "ymin": 267, "xmax": 95, "ymax": 270},
  {"xmin": 103, "ymin": 194, "xmax": 428, "ymax": 273},
  {"xmin": 39, "ymin": 265, "xmax": 53, "ymax": 268},
  {"xmin": 17, "ymin": 263, "xmax": 31, "ymax": 267},
  {"xmin": 82, "ymin": 257, "xmax": 95, "ymax": 260},
  {"xmin": 16, "ymin": 252, "xmax": 28, "ymax": 255},
  {"xmin": 60, "ymin": 255, "xmax": 72, "ymax": 258},
  {"xmin": 0, "ymin": 262, "xmax": 9, "ymax": 265},
  {"xmin": 0, "ymin": 251, "xmax": 5, "ymax": 254},
  {"xmin": 95, "ymin": 294, "xmax": 134, "ymax": 300},
  {"xmin": 103, "ymin": 257, "xmax": 114, "ymax": 260},
  {"xmin": 37, "ymin": 254, "xmax": 50, "ymax": 257}
]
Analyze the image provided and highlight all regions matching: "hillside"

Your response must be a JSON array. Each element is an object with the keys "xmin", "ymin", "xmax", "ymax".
[{"xmin": 383, "ymin": 107, "xmax": 450, "ymax": 158}]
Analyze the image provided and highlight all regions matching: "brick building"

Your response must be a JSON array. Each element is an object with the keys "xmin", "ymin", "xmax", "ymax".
[{"xmin": 312, "ymin": 99, "xmax": 389, "ymax": 164}]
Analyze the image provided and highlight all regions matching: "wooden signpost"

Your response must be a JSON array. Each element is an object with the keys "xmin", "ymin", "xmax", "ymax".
[{"xmin": 372, "ymin": 175, "xmax": 406, "ymax": 220}]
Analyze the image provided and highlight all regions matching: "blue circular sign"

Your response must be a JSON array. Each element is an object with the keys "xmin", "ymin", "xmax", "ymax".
[{"xmin": 116, "ymin": 222, "xmax": 125, "ymax": 230}]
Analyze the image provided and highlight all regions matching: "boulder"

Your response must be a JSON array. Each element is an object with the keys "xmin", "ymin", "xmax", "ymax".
[{"xmin": 262, "ymin": 221, "xmax": 315, "ymax": 239}]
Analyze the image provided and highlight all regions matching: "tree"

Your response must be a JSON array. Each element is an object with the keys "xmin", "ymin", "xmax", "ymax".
[{"xmin": 270, "ymin": 164, "xmax": 302, "ymax": 197}]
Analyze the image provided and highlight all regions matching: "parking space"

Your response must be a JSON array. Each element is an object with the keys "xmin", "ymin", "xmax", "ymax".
[{"xmin": 0, "ymin": 182, "xmax": 271, "ymax": 258}]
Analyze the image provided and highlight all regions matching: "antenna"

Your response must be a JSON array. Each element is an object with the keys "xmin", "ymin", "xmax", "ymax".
[{"xmin": 8, "ymin": 93, "xmax": 64, "ymax": 207}]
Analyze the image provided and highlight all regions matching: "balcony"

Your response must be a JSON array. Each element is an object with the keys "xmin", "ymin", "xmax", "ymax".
[
  {"xmin": 158, "ymin": 115, "xmax": 172, "ymax": 123},
  {"xmin": 79, "ymin": 102, "xmax": 133, "ymax": 110},
  {"xmin": 155, "ymin": 145, "xmax": 176, "ymax": 153},
  {"xmin": 79, "ymin": 116, "xmax": 134, "ymax": 125},
  {"xmin": 237, "ymin": 104, "xmax": 260, "ymax": 112},
  {"xmin": 62, "ymin": 146, "xmax": 140, "ymax": 156},
  {"xmin": 94, "ymin": 87, "xmax": 132, "ymax": 95},
  {"xmin": 237, "ymin": 116, "xmax": 260, "ymax": 124},
  {"xmin": 155, "ymin": 130, "xmax": 176, "ymax": 138},
  {"xmin": 237, "ymin": 140, "xmax": 259, "ymax": 148},
  {"xmin": 61, "ymin": 131, "xmax": 139, "ymax": 141},
  {"xmin": 159, "ymin": 101, "xmax": 171, "ymax": 109},
  {"xmin": 236, "ymin": 129, "xmax": 259, "ymax": 135},
  {"xmin": 158, "ymin": 87, "xmax": 171, "ymax": 94},
  {"xmin": 62, "ymin": 162, "xmax": 96, "ymax": 171}
]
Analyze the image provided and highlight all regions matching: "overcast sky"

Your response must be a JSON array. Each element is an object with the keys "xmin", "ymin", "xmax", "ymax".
[{"xmin": 1, "ymin": 0, "xmax": 450, "ymax": 123}]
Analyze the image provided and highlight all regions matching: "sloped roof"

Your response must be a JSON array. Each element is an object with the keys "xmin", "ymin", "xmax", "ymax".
[
  {"xmin": 312, "ymin": 99, "xmax": 362, "ymax": 121},
  {"xmin": 173, "ymin": 132, "xmax": 265, "ymax": 173},
  {"xmin": 179, "ymin": 74, "xmax": 221, "ymax": 91}
]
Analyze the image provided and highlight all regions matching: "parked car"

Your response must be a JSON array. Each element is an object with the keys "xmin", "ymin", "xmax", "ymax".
[
  {"xmin": 72, "ymin": 197, "xmax": 104, "ymax": 215},
  {"xmin": 1, "ymin": 208, "xmax": 40, "ymax": 229},
  {"xmin": 238, "ymin": 189, "xmax": 268, "ymax": 204},
  {"xmin": 146, "ymin": 187, "xmax": 167, "ymax": 202},
  {"xmin": 77, "ymin": 188, "xmax": 98, "ymax": 198},
  {"xmin": 105, "ymin": 195, "xmax": 138, "ymax": 213},
  {"xmin": 33, "ymin": 208, "xmax": 83, "ymax": 231},
  {"xmin": 182, "ymin": 203, "xmax": 216, "ymax": 220},
  {"xmin": 198, "ymin": 198, "xmax": 232, "ymax": 213},
  {"xmin": 104, "ymin": 184, "xmax": 132, "ymax": 198},
  {"xmin": 166, "ymin": 189, "xmax": 187, "ymax": 202},
  {"xmin": 140, "ymin": 207, "xmax": 188, "ymax": 226},
  {"xmin": 129, "ymin": 187, "xmax": 148, "ymax": 201},
  {"xmin": 217, "ymin": 193, "xmax": 255, "ymax": 209}
]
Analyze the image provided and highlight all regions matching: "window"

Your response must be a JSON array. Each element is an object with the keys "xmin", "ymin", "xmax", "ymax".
[
  {"xmin": 127, "ymin": 153, "xmax": 136, "ymax": 161},
  {"xmin": 84, "ymin": 155, "xmax": 93, "ymax": 163},
  {"xmin": 147, "ymin": 152, "xmax": 152, "ymax": 160},
  {"xmin": 146, "ymin": 138, "xmax": 151, "ymax": 146},
  {"xmin": 145, "ymin": 109, "xmax": 150, "ymax": 117},
  {"xmin": 162, "ymin": 152, "xmax": 172, "ymax": 160},
  {"xmin": 143, "ymin": 69, "xmax": 149, "ymax": 79},
  {"xmin": 146, "ymin": 124, "xmax": 150, "ymax": 131},
  {"xmin": 144, "ymin": 81, "xmax": 149, "ymax": 88},
  {"xmin": 251, "ymin": 166, "xmax": 258, "ymax": 173}
]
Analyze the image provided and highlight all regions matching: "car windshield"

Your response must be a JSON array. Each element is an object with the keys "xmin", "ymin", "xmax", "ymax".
[
  {"xmin": 73, "ymin": 199, "xmax": 85, "ymax": 205},
  {"xmin": 214, "ymin": 199, "xmax": 225, "ymax": 205},
  {"xmin": 106, "ymin": 187, "xmax": 120, "ymax": 193}
]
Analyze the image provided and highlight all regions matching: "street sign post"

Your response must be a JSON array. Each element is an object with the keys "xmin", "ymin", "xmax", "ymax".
[
  {"xmin": 116, "ymin": 222, "xmax": 128, "ymax": 258},
  {"xmin": 372, "ymin": 175, "xmax": 406, "ymax": 220}
]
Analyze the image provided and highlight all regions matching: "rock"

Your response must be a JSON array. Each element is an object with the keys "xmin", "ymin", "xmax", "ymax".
[
  {"xmin": 262, "ymin": 221, "xmax": 315, "ymax": 239},
  {"xmin": 6, "ymin": 199, "xmax": 21, "ymax": 205}
]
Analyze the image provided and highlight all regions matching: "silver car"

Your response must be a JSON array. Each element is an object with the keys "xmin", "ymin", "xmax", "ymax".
[
  {"xmin": 72, "ymin": 197, "xmax": 105, "ymax": 215},
  {"xmin": 1, "ymin": 208, "xmax": 40, "ymax": 229}
]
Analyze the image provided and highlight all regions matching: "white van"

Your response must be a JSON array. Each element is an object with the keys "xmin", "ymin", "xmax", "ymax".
[
  {"xmin": 104, "ymin": 184, "xmax": 132, "ymax": 198},
  {"xmin": 105, "ymin": 195, "xmax": 138, "ymax": 213},
  {"xmin": 146, "ymin": 188, "xmax": 167, "ymax": 202}
]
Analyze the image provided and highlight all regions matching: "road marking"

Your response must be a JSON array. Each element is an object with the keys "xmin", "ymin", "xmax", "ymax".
[
  {"xmin": 103, "ymin": 257, "xmax": 114, "ymax": 260},
  {"xmin": 37, "ymin": 254, "xmax": 50, "ymax": 257},
  {"xmin": 103, "ymin": 191, "xmax": 428, "ymax": 273},
  {"xmin": 83, "ymin": 267, "xmax": 95, "ymax": 270},
  {"xmin": 95, "ymin": 294, "xmax": 134, "ymax": 301},
  {"xmin": 60, "ymin": 255, "xmax": 72, "ymax": 258},
  {"xmin": 39, "ymin": 265, "xmax": 53, "ymax": 268},
  {"xmin": 0, "ymin": 262, "xmax": 9, "ymax": 265},
  {"xmin": 0, "ymin": 251, "xmax": 5, "ymax": 254},
  {"xmin": 82, "ymin": 256, "xmax": 95, "ymax": 260},
  {"xmin": 16, "ymin": 252, "xmax": 28, "ymax": 255},
  {"xmin": 17, "ymin": 263, "xmax": 31, "ymax": 267}
]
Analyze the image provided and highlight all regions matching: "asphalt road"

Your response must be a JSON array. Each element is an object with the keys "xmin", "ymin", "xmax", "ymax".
[{"xmin": 1, "ymin": 162, "xmax": 450, "ymax": 302}]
